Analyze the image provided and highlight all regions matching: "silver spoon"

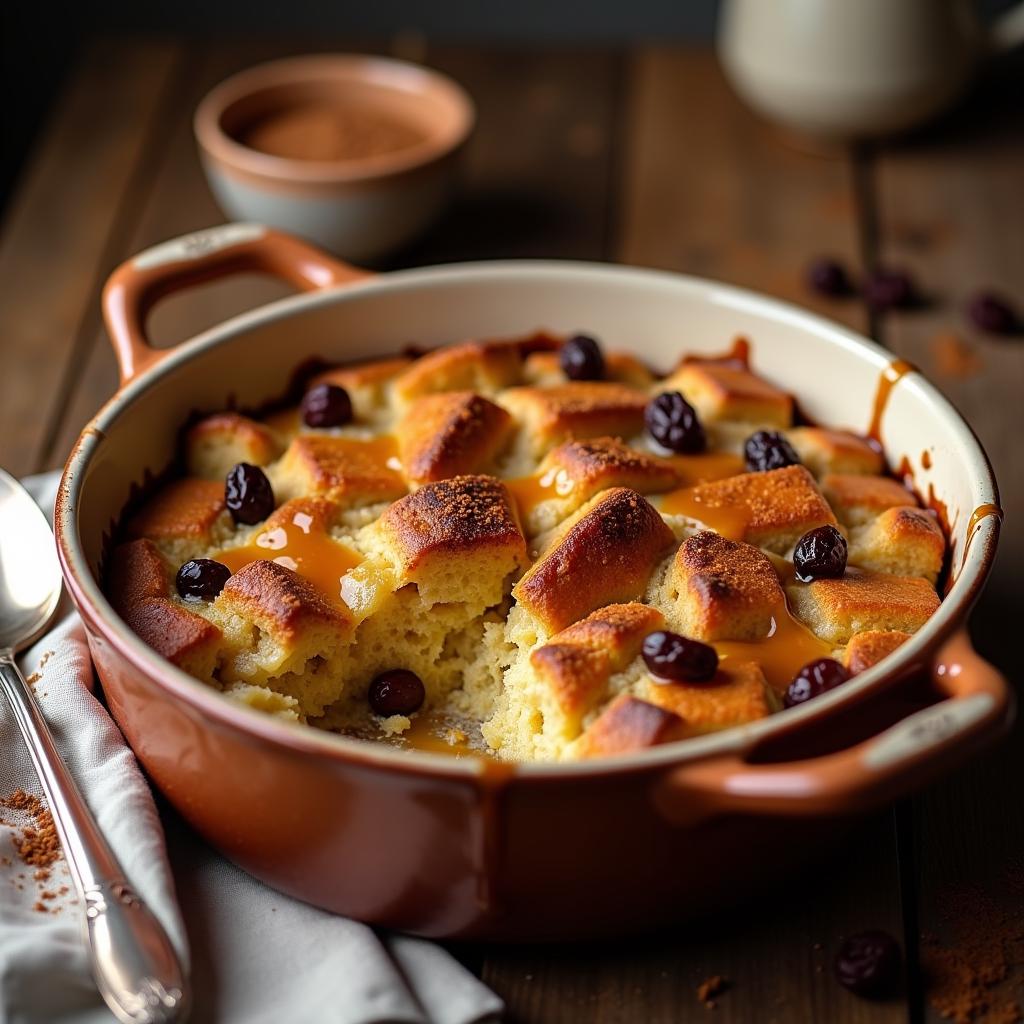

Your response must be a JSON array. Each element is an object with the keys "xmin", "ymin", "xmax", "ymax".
[{"xmin": 0, "ymin": 468, "xmax": 188, "ymax": 1023}]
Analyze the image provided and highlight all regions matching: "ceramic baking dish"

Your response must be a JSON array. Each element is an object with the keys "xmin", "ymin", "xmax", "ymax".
[{"xmin": 55, "ymin": 224, "xmax": 1011, "ymax": 940}]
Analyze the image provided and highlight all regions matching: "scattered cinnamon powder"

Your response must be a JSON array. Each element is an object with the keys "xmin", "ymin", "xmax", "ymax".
[
  {"xmin": 931, "ymin": 332, "xmax": 983, "ymax": 379},
  {"xmin": 1, "ymin": 790, "xmax": 62, "ymax": 869},
  {"xmin": 922, "ymin": 874, "xmax": 1024, "ymax": 1023},
  {"xmin": 697, "ymin": 975, "xmax": 728, "ymax": 1009}
]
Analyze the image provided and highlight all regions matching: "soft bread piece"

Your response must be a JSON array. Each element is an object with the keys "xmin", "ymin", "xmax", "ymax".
[
  {"xmin": 844, "ymin": 630, "xmax": 911, "ymax": 674},
  {"xmin": 271, "ymin": 435, "xmax": 407, "ymax": 506},
  {"xmin": 310, "ymin": 356, "xmax": 412, "ymax": 421},
  {"xmin": 106, "ymin": 539, "xmax": 222, "ymax": 679},
  {"xmin": 821, "ymin": 473, "xmax": 919, "ymax": 527},
  {"xmin": 392, "ymin": 341, "xmax": 523, "ymax": 405},
  {"xmin": 786, "ymin": 568, "xmax": 939, "ymax": 646},
  {"xmin": 498, "ymin": 382, "xmax": 649, "ymax": 459},
  {"xmin": 680, "ymin": 465, "xmax": 837, "ymax": 554},
  {"xmin": 785, "ymin": 428, "xmax": 884, "ymax": 478},
  {"xmin": 209, "ymin": 560, "xmax": 350, "ymax": 716},
  {"xmin": 371, "ymin": 475, "xmax": 527, "ymax": 607},
  {"xmin": 126, "ymin": 478, "xmax": 232, "ymax": 563},
  {"xmin": 511, "ymin": 436, "xmax": 682, "ymax": 536},
  {"xmin": 656, "ymin": 530, "xmax": 784, "ymax": 642},
  {"xmin": 662, "ymin": 361, "xmax": 792, "ymax": 427},
  {"xmin": 641, "ymin": 661, "xmax": 774, "ymax": 732},
  {"xmin": 397, "ymin": 391, "xmax": 514, "ymax": 485},
  {"xmin": 522, "ymin": 350, "xmax": 655, "ymax": 388},
  {"xmin": 847, "ymin": 506, "xmax": 946, "ymax": 584},
  {"xmin": 530, "ymin": 603, "xmax": 665, "ymax": 731},
  {"xmin": 575, "ymin": 695, "xmax": 686, "ymax": 758},
  {"xmin": 185, "ymin": 413, "xmax": 281, "ymax": 480},
  {"xmin": 513, "ymin": 488, "xmax": 675, "ymax": 634}
]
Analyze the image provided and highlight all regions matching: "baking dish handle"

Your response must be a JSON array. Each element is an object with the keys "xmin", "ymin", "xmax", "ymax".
[
  {"xmin": 653, "ymin": 630, "xmax": 1013, "ymax": 825},
  {"xmin": 103, "ymin": 223, "xmax": 371, "ymax": 384}
]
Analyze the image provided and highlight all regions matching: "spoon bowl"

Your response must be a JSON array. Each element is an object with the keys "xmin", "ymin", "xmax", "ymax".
[{"xmin": 0, "ymin": 469, "xmax": 62, "ymax": 651}]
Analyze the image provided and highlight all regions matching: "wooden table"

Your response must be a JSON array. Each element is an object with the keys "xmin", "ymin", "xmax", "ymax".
[{"xmin": 1, "ymin": 35, "xmax": 1021, "ymax": 1023}]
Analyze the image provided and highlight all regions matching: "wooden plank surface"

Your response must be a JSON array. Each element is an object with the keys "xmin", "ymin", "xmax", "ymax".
[
  {"xmin": 0, "ymin": 36, "xmax": 182, "ymax": 476},
  {"xmin": 871, "ymin": 53, "xmax": 1024, "ymax": 1024}
]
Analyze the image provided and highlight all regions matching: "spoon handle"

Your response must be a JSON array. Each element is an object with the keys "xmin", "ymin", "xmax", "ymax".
[{"xmin": 0, "ymin": 651, "xmax": 188, "ymax": 1023}]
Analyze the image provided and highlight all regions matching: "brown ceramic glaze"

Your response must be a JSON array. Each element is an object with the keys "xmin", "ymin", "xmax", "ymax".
[{"xmin": 55, "ymin": 225, "xmax": 1012, "ymax": 939}]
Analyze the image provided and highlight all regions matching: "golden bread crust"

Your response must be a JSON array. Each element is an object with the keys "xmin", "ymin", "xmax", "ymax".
[
  {"xmin": 498, "ymin": 382, "xmax": 648, "ymax": 457},
  {"xmin": 393, "ymin": 341, "xmax": 524, "ymax": 404},
  {"xmin": 217, "ymin": 558, "xmax": 350, "ymax": 641},
  {"xmin": 127, "ymin": 478, "xmax": 227, "ymax": 542},
  {"xmin": 106, "ymin": 540, "xmax": 221, "ymax": 674},
  {"xmin": 185, "ymin": 412, "xmax": 281, "ymax": 480},
  {"xmin": 786, "ymin": 427, "xmax": 884, "ymax": 478},
  {"xmin": 822, "ymin": 473, "xmax": 919, "ymax": 526},
  {"xmin": 660, "ymin": 531, "xmax": 784, "ymax": 642},
  {"xmin": 663, "ymin": 362, "xmax": 792, "ymax": 426},
  {"xmin": 576, "ymin": 694, "xmax": 686, "ymax": 758},
  {"xmin": 272, "ymin": 434, "xmax": 407, "ymax": 505},
  {"xmin": 397, "ymin": 391, "xmax": 514, "ymax": 485},
  {"xmin": 847, "ymin": 506, "xmax": 945, "ymax": 584},
  {"xmin": 513, "ymin": 488, "xmax": 675, "ymax": 633},
  {"xmin": 844, "ymin": 630, "xmax": 911, "ymax": 674},
  {"xmin": 680, "ymin": 465, "xmax": 836, "ymax": 553},
  {"xmin": 786, "ymin": 568, "xmax": 940, "ymax": 646},
  {"xmin": 642, "ymin": 660, "xmax": 774, "ymax": 732},
  {"xmin": 531, "ymin": 603, "xmax": 665, "ymax": 719}
]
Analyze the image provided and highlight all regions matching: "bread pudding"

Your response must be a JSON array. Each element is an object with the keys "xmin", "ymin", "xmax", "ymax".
[{"xmin": 104, "ymin": 332, "xmax": 945, "ymax": 761}]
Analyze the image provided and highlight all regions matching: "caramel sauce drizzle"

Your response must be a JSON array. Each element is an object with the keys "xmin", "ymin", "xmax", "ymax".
[
  {"xmin": 216, "ymin": 512, "xmax": 361, "ymax": 608},
  {"xmin": 868, "ymin": 358, "xmax": 916, "ymax": 443},
  {"xmin": 658, "ymin": 485, "xmax": 752, "ymax": 541},
  {"xmin": 712, "ymin": 603, "xmax": 833, "ymax": 696},
  {"xmin": 393, "ymin": 711, "xmax": 496, "ymax": 759}
]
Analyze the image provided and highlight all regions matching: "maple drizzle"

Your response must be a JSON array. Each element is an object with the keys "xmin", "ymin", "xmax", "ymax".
[{"xmin": 868, "ymin": 358, "xmax": 916, "ymax": 443}]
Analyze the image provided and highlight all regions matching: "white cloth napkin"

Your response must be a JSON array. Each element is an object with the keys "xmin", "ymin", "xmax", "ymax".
[{"xmin": 0, "ymin": 472, "xmax": 503, "ymax": 1024}]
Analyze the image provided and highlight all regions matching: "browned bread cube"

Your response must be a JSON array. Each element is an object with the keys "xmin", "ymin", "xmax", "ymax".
[
  {"xmin": 669, "ymin": 465, "xmax": 837, "ymax": 554},
  {"xmin": 821, "ymin": 473, "xmax": 919, "ymax": 527},
  {"xmin": 657, "ymin": 530, "xmax": 784, "ymax": 642},
  {"xmin": 126, "ymin": 478, "xmax": 232, "ymax": 562},
  {"xmin": 185, "ymin": 413, "xmax": 281, "ymax": 480},
  {"xmin": 271, "ymin": 435, "xmax": 407, "ymax": 507},
  {"xmin": 662, "ymin": 361, "xmax": 792, "ymax": 426},
  {"xmin": 844, "ymin": 630, "xmax": 911, "ymax": 674},
  {"xmin": 786, "ymin": 568, "xmax": 939, "ymax": 646},
  {"xmin": 372, "ymin": 475, "xmax": 527, "ymax": 607},
  {"xmin": 392, "ymin": 341, "xmax": 523, "ymax": 405},
  {"xmin": 642, "ymin": 660, "xmax": 774, "ymax": 732},
  {"xmin": 498, "ymin": 382, "xmax": 649, "ymax": 459},
  {"xmin": 513, "ymin": 488, "xmax": 675, "ymax": 634},
  {"xmin": 396, "ymin": 391, "xmax": 514, "ymax": 485},
  {"xmin": 310, "ymin": 356, "xmax": 413, "ymax": 420},
  {"xmin": 509, "ymin": 436, "xmax": 683, "ymax": 536},
  {"xmin": 106, "ymin": 539, "xmax": 222, "ymax": 679},
  {"xmin": 785, "ymin": 427, "xmax": 884, "ymax": 478},
  {"xmin": 522, "ymin": 350, "xmax": 655, "ymax": 388},
  {"xmin": 576, "ymin": 695, "xmax": 686, "ymax": 758},
  {"xmin": 530, "ymin": 603, "xmax": 665, "ymax": 730},
  {"xmin": 847, "ymin": 506, "xmax": 946, "ymax": 584}
]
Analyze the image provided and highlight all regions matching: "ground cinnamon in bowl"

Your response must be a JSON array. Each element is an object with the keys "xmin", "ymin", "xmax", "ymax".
[{"xmin": 238, "ymin": 102, "xmax": 428, "ymax": 162}]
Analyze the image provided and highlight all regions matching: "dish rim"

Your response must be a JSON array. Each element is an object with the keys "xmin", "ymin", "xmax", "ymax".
[{"xmin": 56, "ymin": 258, "xmax": 1002, "ymax": 782}]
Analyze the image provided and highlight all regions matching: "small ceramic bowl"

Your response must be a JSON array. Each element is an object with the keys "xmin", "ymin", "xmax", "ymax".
[{"xmin": 194, "ymin": 55, "xmax": 475, "ymax": 263}]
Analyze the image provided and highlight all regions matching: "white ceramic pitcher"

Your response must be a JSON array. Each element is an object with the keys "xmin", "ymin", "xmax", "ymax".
[{"xmin": 718, "ymin": 0, "xmax": 1024, "ymax": 138}]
